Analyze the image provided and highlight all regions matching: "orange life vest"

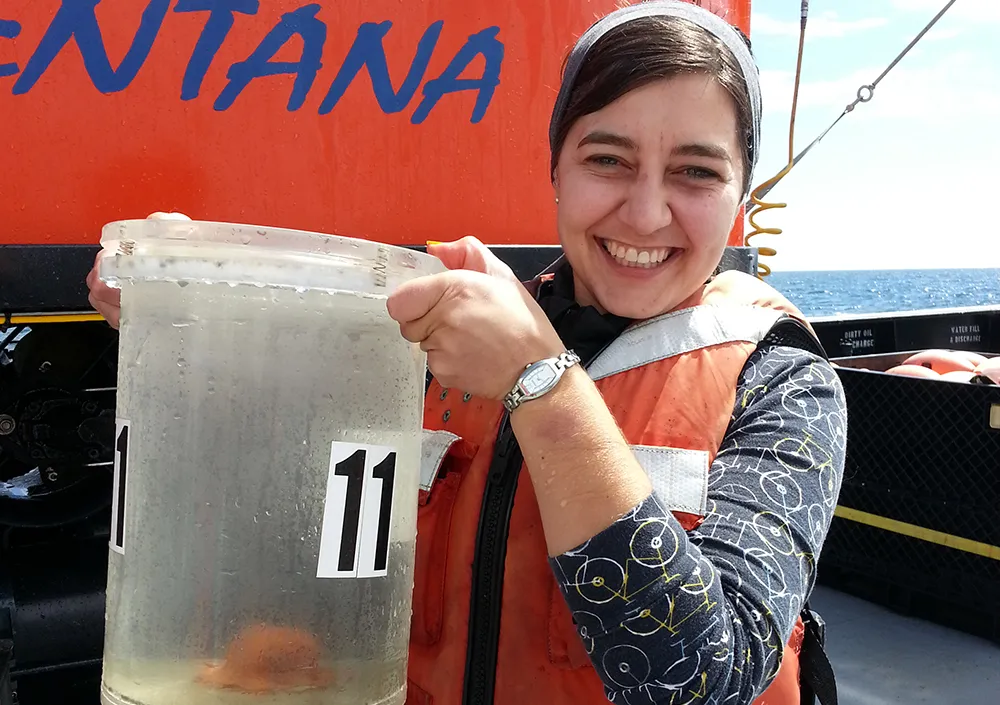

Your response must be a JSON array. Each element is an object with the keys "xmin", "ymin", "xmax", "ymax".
[{"xmin": 406, "ymin": 270, "xmax": 818, "ymax": 705}]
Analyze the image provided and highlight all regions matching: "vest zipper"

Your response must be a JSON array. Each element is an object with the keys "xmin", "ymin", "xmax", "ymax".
[
  {"xmin": 458, "ymin": 270, "xmax": 621, "ymax": 705},
  {"xmin": 461, "ymin": 413, "xmax": 522, "ymax": 705}
]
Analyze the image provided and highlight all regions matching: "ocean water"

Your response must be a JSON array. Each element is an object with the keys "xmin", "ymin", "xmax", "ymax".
[{"xmin": 766, "ymin": 269, "xmax": 1000, "ymax": 318}]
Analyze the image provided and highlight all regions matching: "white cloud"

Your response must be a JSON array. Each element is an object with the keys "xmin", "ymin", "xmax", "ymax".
[
  {"xmin": 754, "ymin": 10, "xmax": 889, "ymax": 38},
  {"xmin": 922, "ymin": 27, "xmax": 962, "ymax": 41},
  {"xmin": 759, "ymin": 51, "xmax": 1000, "ymax": 124},
  {"xmin": 743, "ymin": 155, "xmax": 1000, "ymax": 271},
  {"xmin": 742, "ymin": 1, "xmax": 1000, "ymax": 272},
  {"xmin": 745, "ymin": 110, "xmax": 1000, "ymax": 269},
  {"xmin": 888, "ymin": 0, "xmax": 1000, "ymax": 25}
]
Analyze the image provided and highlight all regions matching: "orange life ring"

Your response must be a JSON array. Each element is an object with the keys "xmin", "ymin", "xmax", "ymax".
[
  {"xmin": 940, "ymin": 370, "xmax": 976, "ymax": 383},
  {"xmin": 885, "ymin": 364, "xmax": 941, "ymax": 379},
  {"xmin": 902, "ymin": 350, "xmax": 977, "ymax": 374},
  {"xmin": 973, "ymin": 357, "xmax": 1000, "ymax": 384},
  {"xmin": 953, "ymin": 351, "xmax": 989, "ymax": 367}
]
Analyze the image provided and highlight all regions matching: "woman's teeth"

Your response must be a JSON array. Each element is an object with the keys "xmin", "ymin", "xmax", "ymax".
[{"xmin": 601, "ymin": 239, "xmax": 673, "ymax": 269}]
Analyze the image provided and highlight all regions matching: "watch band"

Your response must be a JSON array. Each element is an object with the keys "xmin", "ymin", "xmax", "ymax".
[{"xmin": 503, "ymin": 350, "xmax": 581, "ymax": 412}]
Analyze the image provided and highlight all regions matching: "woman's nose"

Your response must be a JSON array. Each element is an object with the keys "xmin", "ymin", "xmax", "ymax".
[{"xmin": 618, "ymin": 174, "xmax": 673, "ymax": 237}]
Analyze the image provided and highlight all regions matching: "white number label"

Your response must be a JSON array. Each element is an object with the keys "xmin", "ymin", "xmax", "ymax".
[
  {"xmin": 110, "ymin": 418, "xmax": 130, "ymax": 555},
  {"xmin": 317, "ymin": 442, "xmax": 397, "ymax": 579}
]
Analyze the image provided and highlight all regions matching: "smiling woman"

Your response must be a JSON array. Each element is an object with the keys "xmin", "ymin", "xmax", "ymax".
[
  {"xmin": 554, "ymin": 75, "xmax": 745, "ymax": 318},
  {"xmin": 388, "ymin": 4, "xmax": 845, "ymax": 705},
  {"xmin": 548, "ymin": 11, "xmax": 756, "ymax": 319}
]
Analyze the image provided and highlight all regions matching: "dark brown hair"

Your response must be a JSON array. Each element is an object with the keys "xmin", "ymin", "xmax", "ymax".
[{"xmin": 550, "ymin": 15, "xmax": 755, "ymax": 195}]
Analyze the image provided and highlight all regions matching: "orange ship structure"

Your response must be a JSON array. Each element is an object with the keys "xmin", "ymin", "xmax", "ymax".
[{"xmin": 0, "ymin": 0, "xmax": 749, "ymax": 258}]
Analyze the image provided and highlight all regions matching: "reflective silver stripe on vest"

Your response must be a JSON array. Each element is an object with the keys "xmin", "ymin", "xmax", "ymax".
[
  {"xmin": 419, "ymin": 430, "xmax": 709, "ymax": 515},
  {"xmin": 631, "ymin": 445, "xmax": 709, "ymax": 516},
  {"xmin": 420, "ymin": 429, "xmax": 461, "ymax": 491},
  {"xmin": 587, "ymin": 305, "xmax": 785, "ymax": 381}
]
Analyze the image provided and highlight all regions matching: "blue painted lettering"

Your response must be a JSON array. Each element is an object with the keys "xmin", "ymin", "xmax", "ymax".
[
  {"xmin": 412, "ymin": 27, "xmax": 502, "ymax": 124},
  {"xmin": 13, "ymin": 0, "xmax": 170, "ymax": 95},
  {"xmin": 0, "ymin": 19, "xmax": 20, "ymax": 78},
  {"xmin": 7, "ymin": 2, "xmax": 504, "ymax": 122},
  {"xmin": 318, "ymin": 20, "xmax": 442, "ymax": 115},
  {"xmin": 174, "ymin": 0, "xmax": 259, "ymax": 101},
  {"xmin": 215, "ymin": 3, "xmax": 325, "ymax": 111}
]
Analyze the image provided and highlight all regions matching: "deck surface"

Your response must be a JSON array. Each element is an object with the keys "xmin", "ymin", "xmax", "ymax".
[{"xmin": 811, "ymin": 586, "xmax": 1000, "ymax": 704}]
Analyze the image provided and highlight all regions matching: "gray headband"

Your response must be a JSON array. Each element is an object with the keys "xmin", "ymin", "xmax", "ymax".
[{"xmin": 548, "ymin": 0, "xmax": 762, "ymax": 200}]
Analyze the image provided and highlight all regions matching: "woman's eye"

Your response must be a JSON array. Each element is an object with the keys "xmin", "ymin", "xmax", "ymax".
[
  {"xmin": 683, "ymin": 167, "xmax": 719, "ymax": 180},
  {"xmin": 587, "ymin": 155, "xmax": 623, "ymax": 168}
]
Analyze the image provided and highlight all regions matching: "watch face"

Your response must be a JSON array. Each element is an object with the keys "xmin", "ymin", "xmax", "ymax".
[{"xmin": 521, "ymin": 362, "xmax": 558, "ymax": 395}]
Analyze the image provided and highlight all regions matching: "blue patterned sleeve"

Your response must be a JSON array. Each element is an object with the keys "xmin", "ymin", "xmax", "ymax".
[{"xmin": 549, "ymin": 344, "xmax": 847, "ymax": 704}]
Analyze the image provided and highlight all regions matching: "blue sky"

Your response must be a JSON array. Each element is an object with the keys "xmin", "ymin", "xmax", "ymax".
[{"xmin": 746, "ymin": 0, "xmax": 999, "ymax": 271}]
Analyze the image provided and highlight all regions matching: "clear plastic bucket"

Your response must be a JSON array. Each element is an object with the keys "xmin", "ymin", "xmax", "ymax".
[{"xmin": 97, "ymin": 220, "xmax": 443, "ymax": 705}]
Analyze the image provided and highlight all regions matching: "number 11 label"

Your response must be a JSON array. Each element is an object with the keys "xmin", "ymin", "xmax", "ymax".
[{"xmin": 317, "ymin": 442, "xmax": 397, "ymax": 579}]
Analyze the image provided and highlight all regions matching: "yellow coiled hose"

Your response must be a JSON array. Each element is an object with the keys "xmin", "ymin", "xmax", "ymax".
[{"xmin": 745, "ymin": 3, "xmax": 809, "ymax": 279}]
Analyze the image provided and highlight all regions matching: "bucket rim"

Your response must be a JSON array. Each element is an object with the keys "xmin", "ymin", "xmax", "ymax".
[
  {"xmin": 97, "ymin": 219, "xmax": 447, "ymax": 294},
  {"xmin": 99, "ymin": 219, "xmax": 442, "ymax": 265}
]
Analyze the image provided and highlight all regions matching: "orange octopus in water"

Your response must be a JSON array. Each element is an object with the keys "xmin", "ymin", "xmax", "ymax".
[{"xmin": 197, "ymin": 623, "xmax": 335, "ymax": 694}]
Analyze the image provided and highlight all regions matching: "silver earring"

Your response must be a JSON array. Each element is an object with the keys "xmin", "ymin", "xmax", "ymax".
[{"xmin": 555, "ymin": 197, "xmax": 559, "ymax": 204}]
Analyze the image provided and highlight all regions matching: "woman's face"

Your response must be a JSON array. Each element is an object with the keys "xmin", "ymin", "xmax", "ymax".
[{"xmin": 553, "ymin": 74, "xmax": 744, "ymax": 319}]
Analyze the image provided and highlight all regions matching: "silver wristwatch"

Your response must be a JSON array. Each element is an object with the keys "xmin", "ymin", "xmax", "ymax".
[{"xmin": 503, "ymin": 350, "xmax": 582, "ymax": 412}]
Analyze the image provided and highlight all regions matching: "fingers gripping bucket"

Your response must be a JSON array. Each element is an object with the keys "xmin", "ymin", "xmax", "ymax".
[{"xmin": 97, "ymin": 220, "xmax": 443, "ymax": 705}]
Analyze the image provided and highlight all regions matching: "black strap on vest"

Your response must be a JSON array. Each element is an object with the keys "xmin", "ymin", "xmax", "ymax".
[{"xmin": 798, "ymin": 604, "xmax": 839, "ymax": 705}]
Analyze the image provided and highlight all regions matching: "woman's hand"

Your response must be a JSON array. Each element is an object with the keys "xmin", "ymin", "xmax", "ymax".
[
  {"xmin": 86, "ymin": 212, "xmax": 190, "ymax": 329},
  {"xmin": 86, "ymin": 255, "xmax": 123, "ymax": 329},
  {"xmin": 387, "ymin": 237, "xmax": 564, "ymax": 400}
]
